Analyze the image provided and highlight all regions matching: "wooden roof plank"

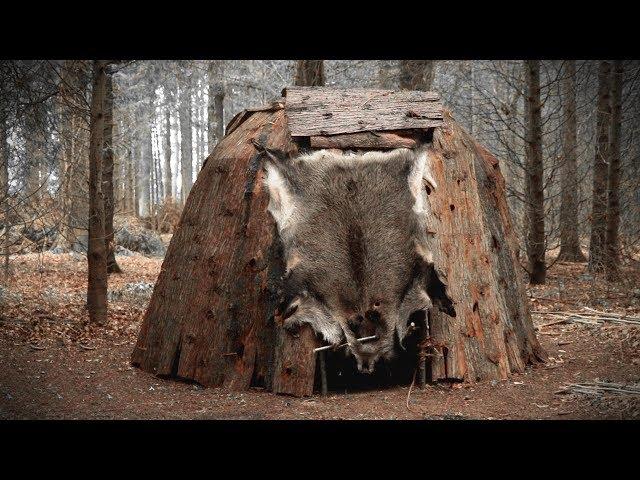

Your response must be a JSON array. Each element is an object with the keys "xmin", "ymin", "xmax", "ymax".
[{"xmin": 284, "ymin": 87, "xmax": 443, "ymax": 137}]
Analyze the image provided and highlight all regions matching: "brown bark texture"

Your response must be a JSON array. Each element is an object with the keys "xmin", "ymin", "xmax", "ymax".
[
  {"xmin": 294, "ymin": 60, "xmax": 325, "ymax": 87},
  {"xmin": 132, "ymin": 93, "xmax": 545, "ymax": 396},
  {"xmin": 103, "ymin": 73, "xmax": 121, "ymax": 274},
  {"xmin": 87, "ymin": 60, "xmax": 108, "ymax": 326},
  {"xmin": 589, "ymin": 61, "xmax": 612, "ymax": 272},
  {"xmin": 558, "ymin": 60, "xmax": 587, "ymax": 262},
  {"xmin": 605, "ymin": 60, "xmax": 623, "ymax": 278},
  {"xmin": 524, "ymin": 60, "xmax": 546, "ymax": 284}
]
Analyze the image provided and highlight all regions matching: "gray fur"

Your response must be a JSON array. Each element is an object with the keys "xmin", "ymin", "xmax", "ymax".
[{"xmin": 265, "ymin": 148, "xmax": 453, "ymax": 373}]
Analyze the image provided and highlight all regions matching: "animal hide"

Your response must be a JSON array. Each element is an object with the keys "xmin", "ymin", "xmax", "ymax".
[{"xmin": 264, "ymin": 148, "xmax": 454, "ymax": 373}]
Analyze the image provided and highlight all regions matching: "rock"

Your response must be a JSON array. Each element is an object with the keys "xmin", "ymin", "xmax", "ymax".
[
  {"xmin": 114, "ymin": 245, "xmax": 136, "ymax": 257},
  {"xmin": 108, "ymin": 282, "xmax": 155, "ymax": 303},
  {"xmin": 21, "ymin": 225, "xmax": 58, "ymax": 251},
  {"xmin": 115, "ymin": 225, "xmax": 166, "ymax": 257}
]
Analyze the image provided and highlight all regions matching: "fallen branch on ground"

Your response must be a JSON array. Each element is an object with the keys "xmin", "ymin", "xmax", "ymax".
[
  {"xmin": 532, "ymin": 310, "xmax": 640, "ymax": 327},
  {"xmin": 559, "ymin": 381, "xmax": 640, "ymax": 396}
]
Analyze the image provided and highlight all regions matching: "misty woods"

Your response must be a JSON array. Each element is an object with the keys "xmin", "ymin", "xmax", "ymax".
[{"xmin": 1, "ymin": 60, "xmax": 639, "ymax": 323}]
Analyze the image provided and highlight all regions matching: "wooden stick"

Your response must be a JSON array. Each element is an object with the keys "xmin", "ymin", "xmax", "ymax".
[
  {"xmin": 534, "ymin": 318, "xmax": 570, "ymax": 330},
  {"xmin": 313, "ymin": 335, "xmax": 378, "ymax": 353},
  {"xmin": 418, "ymin": 352, "xmax": 427, "ymax": 389}
]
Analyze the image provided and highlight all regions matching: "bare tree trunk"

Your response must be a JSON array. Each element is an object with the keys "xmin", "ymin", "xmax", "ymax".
[
  {"xmin": 87, "ymin": 60, "xmax": 108, "ymax": 326},
  {"xmin": 399, "ymin": 60, "xmax": 437, "ymax": 90},
  {"xmin": 113, "ymin": 119, "xmax": 122, "ymax": 212},
  {"xmin": 61, "ymin": 61, "xmax": 90, "ymax": 252},
  {"xmin": 294, "ymin": 60, "xmax": 325, "ymax": 86},
  {"xmin": 558, "ymin": 60, "xmax": 587, "ymax": 262},
  {"xmin": 524, "ymin": 60, "xmax": 546, "ymax": 284},
  {"xmin": 605, "ymin": 60, "xmax": 623, "ymax": 279},
  {"xmin": 163, "ymin": 99, "xmax": 173, "ymax": 201},
  {"xmin": 196, "ymin": 83, "xmax": 205, "ymax": 171},
  {"xmin": 1, "ymin": 115, "xmax": 9, "ymax": 278},
  {"xmin": 125, "ymin": 146, "xmax": 134, "ymax": 214},
  {"xmin": 589, "ymin": 61, "xmax": 612, "ymax": 272},
  {"xmin": 149, "ymin": 130, "xmax": 156, "ymax": 214},
  {"xmin": 153, "ymin": 126, "xmax": 163, "ymax": 203},
  {"xmin": 179, "ymin": 70, "xmax": 193, "ymax": 204},
  {"xmin": 136, "ymin": 116, "xmax": 152, "ymax": 218},
  {"xmin": 103, "ymin": 73, "xmax": 121, "ymax": 274},
  {"xmin": 207, "ymin": 61, "xmax": 225, "ymax": 152},
  {"xmin": 24, "ymin": 103, "xmax": 45, "ymax": 200},
  {"xmin": 469, "ymin": 61, "xmax": 476, "ymax": 136}
]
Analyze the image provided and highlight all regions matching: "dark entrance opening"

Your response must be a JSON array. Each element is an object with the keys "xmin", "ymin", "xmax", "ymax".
[{"xmin": 313, "ymin": 311, "xmax": 433, "ymax": 394}]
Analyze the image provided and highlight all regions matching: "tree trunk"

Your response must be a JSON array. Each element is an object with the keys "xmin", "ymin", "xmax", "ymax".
[
  {"xmin": 589, "ymin": 61, "xmax": 612, "ymax": 272},
  {"xmin": 399, "ymin": 60, "xmax": 437, "ymax": 91},
  {"xmin": 558, "ymin": 60, "xmax": 587, "ymax": 262},
  {"xmin": 87, "ymin": 60, "xmax": 108, "ymax": 326},
  {"xmin": 125, "ymin": 146, "xmax": 134, "ymax": 214},
  {"xmin": 103, "ymin": 73, "xmax": 121, "ymax": 274},
  {"xmin": 207, "ymin": 61, "xmax": 225, "ymax": 152},
  {"xmin": 1, "ymin": 115, "xmax": 9, "ymax": 278},
  {"xmin": 153, "ymin": 126, "xmax": 163, "ymax": 205},
  {"xmin": 113, "ymin": 119, "xmax": 123, "ymax": 212},
  {"xmin": 294, "ymin": 60, "xmax": 325, "ymax": 86},
  {"xmin": 605, "ymin": 60, "xmax": 623, "ymax": 279},
  {"xmin": 64, "ymin": 61, "xmax": 90, "ymax": 252},
  {"xmin": 136, "ymin": 117, "xmax": 152, "ymax": 218},
  {"xmin": 163, "ymin": 99, "xmax": 173, "ymax": 201},
  {"xmin": 179, "ymin": 76, "xmax": 193, "ymax": 203},
  {"xmin": 23, "ymin": 103, "xmax": 45, "ymax": 200},
  {"xmin": 524, "ymin": 60, "xmax": 546, "ymax": 284},
  {"xmin": 132, "ymin": 96, "xmax": 544, "ymax": 396}
]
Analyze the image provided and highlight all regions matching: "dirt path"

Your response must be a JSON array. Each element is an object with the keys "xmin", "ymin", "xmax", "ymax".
[{"xmin": 1, "ymin": 253, "xmax": 639, "ymax": 420}]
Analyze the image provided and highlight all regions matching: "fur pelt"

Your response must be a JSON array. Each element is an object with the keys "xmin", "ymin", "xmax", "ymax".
[{"xmin": 264, "ymin": 148, "xmax": 454, "ymax": 373}]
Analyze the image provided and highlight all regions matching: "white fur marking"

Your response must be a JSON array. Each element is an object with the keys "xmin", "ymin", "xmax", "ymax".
[{"xmin": 265, "ymin": 162, "xmax": 296, "ymax": 233}]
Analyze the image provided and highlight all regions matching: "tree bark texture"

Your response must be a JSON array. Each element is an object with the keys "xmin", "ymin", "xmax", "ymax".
[
  {"xmin": 589, "ymin": 60, "xmax": 612, "ymax": 272},
  {"xmin": 558, "ymin": 60, "xmax": 586, "ymax": 262},
  {"xmin": 605, "ymin": 60, "xmax": 623, "ymax": 278},
  {"xmin": 294, "ymin": 60, "xmax": 325, "ymax": 87},
  {"xmin": 179, "ymin": 78, "xmax": 193, "ymax": 203},
  {"xmin": 87, "ymin": 60, "xmax": 108, "ymax": 326},
  {"xmin": 207, "ymin": 60, "xmax": 225, "ymax": 152},
  {"xmin": 103, "ymin": 73, "xmax": 121, "ymax": 274},
  {"xmin": 524, "ymin": 60, "xmax": 546, "ymax": 284},
  {"xmin": 164, "ymin": 98, "xmax": 173, "ymax": 202},
  {"xmin": 1, "ymin": 115, "xmax": 9, "ymax": 278}
]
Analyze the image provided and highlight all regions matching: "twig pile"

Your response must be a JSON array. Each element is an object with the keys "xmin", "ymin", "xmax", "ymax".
[
  {"xmin": 560, "ymin": 382, "xmax": 640, "ymax": 396},
  {"xmin": 533, "ymin": 307, "xmax": 640, "ymax": 329}
]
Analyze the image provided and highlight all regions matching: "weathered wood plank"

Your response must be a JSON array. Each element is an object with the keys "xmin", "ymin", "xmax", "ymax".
[
  {"xmin": 285, "ymin": 87, "xmax": 443, "ymax": 136},
  {"xmin": 309, "ymin": 130, "xmax": 421, "ymax": 149},
  {"xmin": 272, "ymin": 324, "xmax": 320, "ymax": 397}
]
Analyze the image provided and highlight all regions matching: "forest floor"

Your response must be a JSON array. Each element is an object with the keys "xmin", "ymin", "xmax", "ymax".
[{"xmin": 1, "ymin": 251, "xmax": 640, "ymax": 420}]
